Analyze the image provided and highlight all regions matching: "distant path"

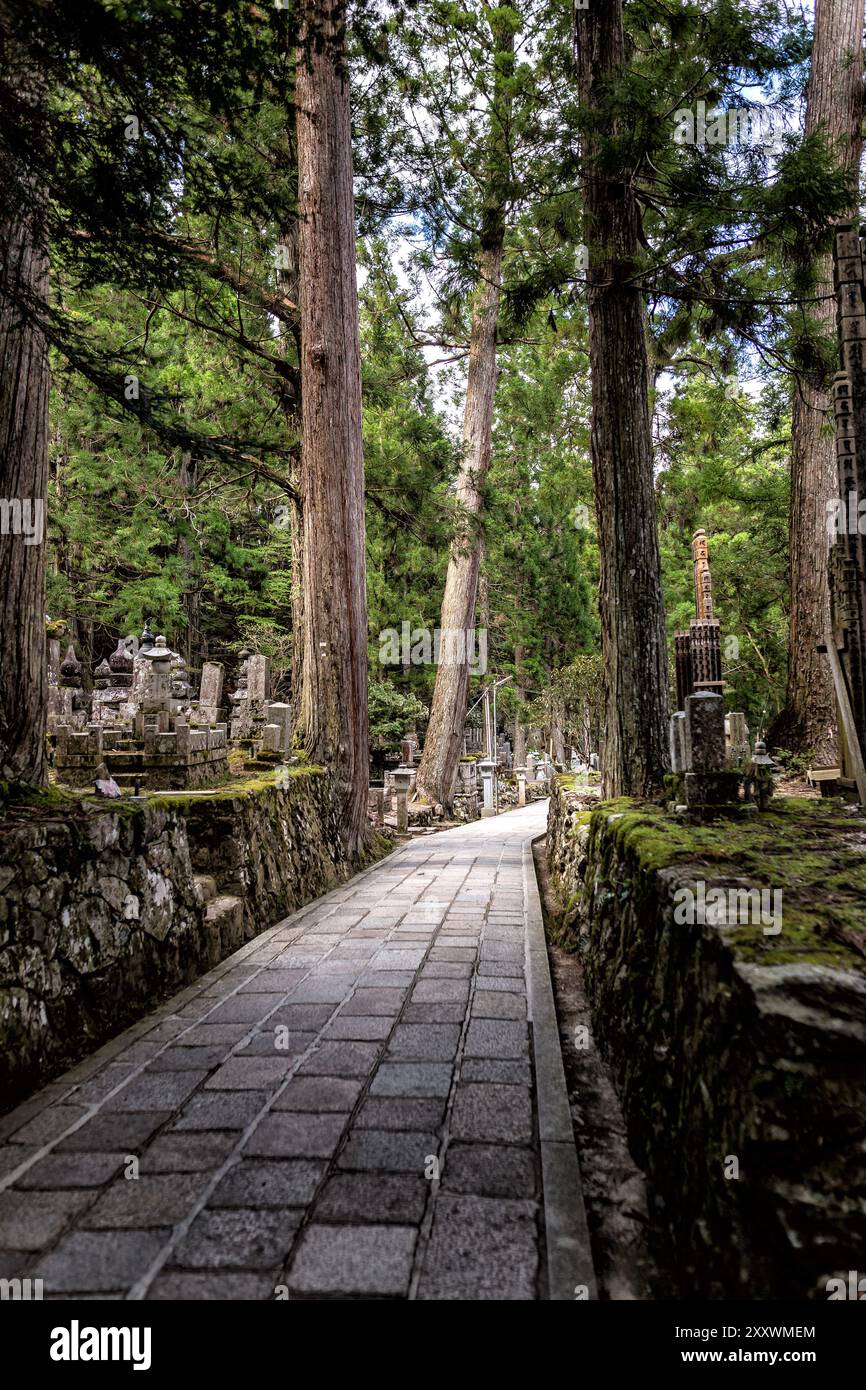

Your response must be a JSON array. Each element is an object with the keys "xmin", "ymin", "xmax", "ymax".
[{"xmin": 0, "ymin": 801, "xmax": 595, "ymax": 1300}]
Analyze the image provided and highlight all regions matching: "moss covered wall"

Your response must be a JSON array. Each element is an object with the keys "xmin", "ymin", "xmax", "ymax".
[
  {"xmin": 547, "ymin": 777, "xmax": 866, "ymax": 1298},
  {"xmin": 0, "ymin": 773, "xmax": 375, "ymax": 1109}
]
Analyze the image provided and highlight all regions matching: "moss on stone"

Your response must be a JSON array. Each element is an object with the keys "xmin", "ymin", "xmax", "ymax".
[
  {"xmin": 587, "ymin": 796, "xmax": 866, "ymax": 974},
  {"xmin": 145, "ymin": 765, "xmax": 325, "ymax": 812}
]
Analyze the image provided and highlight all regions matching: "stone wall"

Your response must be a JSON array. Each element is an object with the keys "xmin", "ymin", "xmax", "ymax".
[
  {"xmin": 547, "ymin": 777, "xmax": 866, "ymax": 1298},
  {"xmin": 0, "ymin": 772, "xmax": 373, "ymax": 1109}
]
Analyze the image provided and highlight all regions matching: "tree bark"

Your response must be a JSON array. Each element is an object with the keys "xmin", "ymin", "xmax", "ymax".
[
  {"xmin": 575, "ymin": 0, "xmax": 670, "ymax": 798},
  {"xmin": 513, "ymin": 640, "xmax": 526, "ymax": 766},
  {"xmin": 0, "ymin": 6, "xmax": 49, "ymax": 785},
  {"xmin": 415, "ymin": 245, "xmax": 502, "ymax": 807},
  {"xmin": 415, "ymin": 5, "xmax": 514, "ymax": 809},
  {"xmin": 178, "ymin": 451, "xmax": 201, "ymax": 669},
  {"xmin": 775, "ymin": 0, "xmax": 864, "ymax": 762},
  {"xmin": 294, "ymin": 0, "xmax": 369, "ymax": 852}
]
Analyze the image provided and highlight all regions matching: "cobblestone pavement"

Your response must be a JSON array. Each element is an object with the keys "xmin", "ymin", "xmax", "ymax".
[{"xmin": 0, "ymin": 802, "xmax": 593, "ymax": 1300}]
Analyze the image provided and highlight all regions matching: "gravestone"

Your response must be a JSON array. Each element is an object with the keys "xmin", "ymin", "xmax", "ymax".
[
  {"xmin": 479, "ymin": 758, "xmax": 496, "ymax": 817},
  {"xmin": 266, "ymin": 701, "xmax": 292, "ymax": 754}
]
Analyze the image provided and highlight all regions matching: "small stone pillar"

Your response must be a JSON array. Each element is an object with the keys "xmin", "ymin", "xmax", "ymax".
[
  {"xmin": 266, "ymin": 701, "xmax": 291, "ymax": 754},
  {"xmin": 479, "ymin": 758, "xmax": 496, "ymax": 817},
  {"xmin": 401, "ymin": 738, "xmax": 414, "ymax": 767},
  {"xmin": 670, "ymin": 711, "xmax": 687, "ymax": 772},
  {"xmin": 526, "ymin": 752, "xmax": 537, "ymax": 783},
  {"xmin": 516, "ymin": 765, "xmax": 527, "ymax": 807},
  {"xmin": 393, "ymin": 768, "xmax": 412, "ymax": 833},
  {"xmin": 372, "ymin": 786, "xmax": 385, "ymax": 827}
]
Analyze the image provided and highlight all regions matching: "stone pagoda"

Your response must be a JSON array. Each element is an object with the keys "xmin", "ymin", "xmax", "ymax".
[{"xmin": 669, "ymin": 530, "xmax": 764, "ymax": 814}]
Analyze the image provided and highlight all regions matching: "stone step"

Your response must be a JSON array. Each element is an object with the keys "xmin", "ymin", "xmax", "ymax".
[
  {"xmin": 205, "ymin": 894, "xmax": 245, "ymax": 957},
  {"xmin": 193, "ymin": 874, "xmax": 218, "ymax": 905}
]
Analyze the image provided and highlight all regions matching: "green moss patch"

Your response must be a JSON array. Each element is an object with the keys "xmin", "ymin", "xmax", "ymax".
[{"xmin": 590, "ymin": 796, "xmax": 866, "ymax": 974}]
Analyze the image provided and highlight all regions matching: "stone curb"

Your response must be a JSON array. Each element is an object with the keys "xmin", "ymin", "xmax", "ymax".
[{"xmin": 523, "ymin": 832, "xmax": 597, "ymax": 1301}]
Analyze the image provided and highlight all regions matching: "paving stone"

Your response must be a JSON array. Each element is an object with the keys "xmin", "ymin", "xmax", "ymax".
[
  {"xmin": 477, "ymin": 960, "xmax": 528, "ymax": 977},
  {"xmin": 288, "ymin": 1224, "xmax": 416, "ymax": 1296},
  {"xmin": 67, "ymin": 1065, "xmax": 138, "ymax": 1105},
  {"xmin": 204, "ymin": 1057, "xmax": 293, "ymax": 1091},
  {"xmin": 238, "ymin": 970, "xmax": 305, "ymax": 994},
  {"xmin": 297, "ymin": 1041, "xmax": 381, "ymax": 1076},
  {"xmin": 474, "ymin": 976, "xmax": 525, "ymax": 993},
  {"xmin": 209, "ymin": 1159, "xmax": 325, "ymax": 1208},
  {"xmin": 147, "ymin": 1046, "xmax": 226, "ymax": 1072},
  {"xmin": 14, "ymin": 1151, "xmax": 127, "ymax": 1190},
  {"xmin": 173, "ymin": 1092, "xmax": 268, "ymax": 1131},
  {"xmin": 419, "ymin": 962, "xmax": 474, "ymax": 979},
  {"xmin": 461, "ymin": 1058, "xmax": 532, "ymax": 1085},
  {"xmin": 464, "ymin": 1019, "xmax": 529, "ymax": 1059},
  {"xmin": 356, "ymin": 971, "xmax": 417, "ymax": 989},
  {"xmin": 402, "ymin": 1002, "xmax": 466, "ymax": 1024},
  {"xmin": 287, "ymin": 976, "xmax": 358, "ymax": 1004},
  {"xmin": 370, "ymin": 1063, "xmax": 453, "ymax": 1098},
  {"xmin": 80, "ymin": 1173, "xmax": 207, "ymax": 1228},
  {"xmin": 57, "ymin": 1111, "xmax": 171, "ymax": 1153},
  {"xmin": 341, "ymin": 988, "xmax": 407, "ymax": 1016},
  {"xmin": 354, "ymin": 1095, "xmax": 446, "ymax": 1131},
  {"xmin": 113, "ymin": 1040, "xmax": 163, "ymax": 1065},
  {"xmin": 0, "ymin": 1190, "xmax": 91, "ymax": 1249},
  {"xmin": 338, "ymin": 1128, "xmax": 438, "ymax": 1174},
  {"xmin": 174, "ymin": 1208, "xmax": 301, "ymax": 1270},
  {"xmin": 140, "ymin": 1132, "xmax": 237, "ymax": 1172},
  {"xmin": 442, "ymin": 1143, "xmax": 538, "ymax": 1198},
  {"xmin": 315, "ymin": 1173, "xmax": 428, "ymax": 1225},
  {"xmin": 7, "ymin": 1105, "xmax": 88, "ymax": 1146},
  {"xmin": 417, "ymin": 1194, "xmax": 538, "ymax": 1300},
  {"xmin": 147, "ymin": 1272, "xmax": 276, "ymax": 1300},
  {"xmin": 177, "ymin": 1024, "xmax": 252, "ymax": 1047},
  {"xmin": 101, "ymin": 1069, "xmax": 209, "ymax": 1111},
  {"xmin": 322, "ymin": 1014, "xmax": 393, "ymax": 1041},
  {"xmin": 271, "ymin": 1076, "xmax": 363, "ymax": 1112},
  {"xmin": 205, "ymin": 995, "xmax": 278, "ymax": 1024},
  {"xmin": 368, "ymin": 950, "xmax": 427, "ymax": 971},
  {"xmin": 411, "ymin": 978, "xmax": 470, "ymax": 1004},
  {"xmin": 387, "ymin": 1024, "xmax": 461, "ymax": 1061},
  {"xmin": 234, "ymin": 1030, "xmax": 315, "ymax": 1057},
  {"xmin": 452, "ymin": 1084, "xmax": 532, "ymax": 1143},
  {"xmin": 428, "ymin": 948, "xmax": 477, "ymax": 962},
  {"xmin": 471, "ymin": 992, "xmax": 526, "ymax": 1019},
  {"xmin": 243, "ymin": 1113, "xmax": 347, "ymax": 1159},
  {"xmin": 34, "ymin": 1230, "xmax": 169, "ymax": 1292},
  {"xmin": 266, "ymin": 1004, "xmax": 335, "ymax": 1031}
]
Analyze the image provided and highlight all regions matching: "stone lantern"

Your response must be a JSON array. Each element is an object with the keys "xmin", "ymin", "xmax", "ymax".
[{"xmin": 393, "ymin": 767, "xmax": 412, "ymax": 833}]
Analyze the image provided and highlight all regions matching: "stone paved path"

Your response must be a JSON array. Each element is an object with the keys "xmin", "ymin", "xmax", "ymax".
[{"xmin": 0, "ymin": 802, "xmax": 593, "ymax": 1300}]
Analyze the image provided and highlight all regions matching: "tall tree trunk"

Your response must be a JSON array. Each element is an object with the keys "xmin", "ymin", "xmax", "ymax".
[
  {"xmin": 294, "ymin": 0, "xmax": 369, "ymax": 852},
  {"xmin": 415, "ymin": 5, "xmax": 514, "ymax": 809},
  {"xmin": 575, "ymin": 0, "xmax": 669, "ymax": 798},
  {"xmin": 513, "ymin": 640, "xmax": 526, "ymax": 766},
  {"xmin": 178, "ymin": 451, "xmax": 201, "ymax": 669},
  {"xmin": 275, "ymin": 206, "xmax": 304, "ymax": 728},
  {"xmin": 415, "ymin": 245, "xmax": 502, "ymax": 807},
  {"xmin": 0, "ymin": 7, "xmax": 49, "ymax": 785},
  {"xmin": 775, "ymin": 0, "xmax": 864, "ymax": 762}
]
